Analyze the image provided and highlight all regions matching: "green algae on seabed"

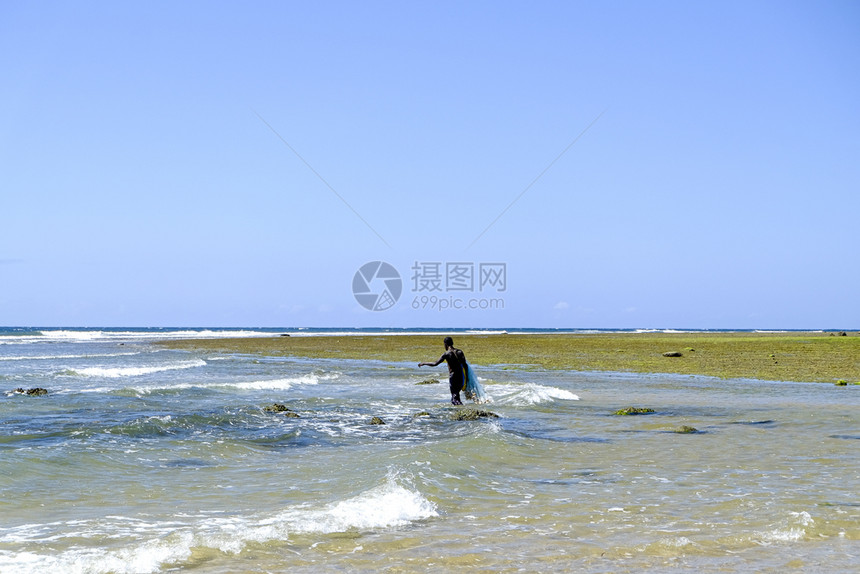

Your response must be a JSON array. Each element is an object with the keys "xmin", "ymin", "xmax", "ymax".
[{"xmin": 159, "ymin": 332, "xmax": 860, "ymax": 384}]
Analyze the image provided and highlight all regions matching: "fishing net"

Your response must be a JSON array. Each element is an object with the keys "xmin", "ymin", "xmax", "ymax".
[{"xmin": 463, "ymin": 363, "xmax": 490, "ymax": 404}]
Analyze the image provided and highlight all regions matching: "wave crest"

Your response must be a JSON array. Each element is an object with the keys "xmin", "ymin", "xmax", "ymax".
[
  {"xmin": 492, "ymin": 382, "xmax": 580, "ymax": 405},
  {"xmin": 0, "ymin": 476, "xmax": 437, "ymax": 573},
  {"xmin": 63, "ymin": 359, "xmax": 207, "ymax": 378}
]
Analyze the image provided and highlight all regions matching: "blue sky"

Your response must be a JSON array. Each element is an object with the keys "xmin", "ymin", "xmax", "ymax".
[{"xmin": 2, "ymin": 1, "xmax": 858, "ymax": 328}]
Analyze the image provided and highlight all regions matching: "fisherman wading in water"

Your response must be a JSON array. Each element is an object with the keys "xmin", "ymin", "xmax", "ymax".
[{"xmin": 419, "ymin": 336, "xmax": 467, "ymax": 405}]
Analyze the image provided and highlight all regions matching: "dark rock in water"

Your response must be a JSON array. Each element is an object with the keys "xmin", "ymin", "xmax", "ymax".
[
  {"xmin": 614, "ymin": 407, "xmax": 655, "ymax": 416},
  {"xmin": 264, "ymin": 404, "xmax": 299, "ymax": 417},
  {"xmin": 15, "ymin": 387, "xmax": 48, "ymax": 396},
  {"xmin": 839, "ymin": 331, "xmax": 847, "ymax": 336},
  {"xmin": 280, "ymin": 333, "xmax": 291, "ymax": 337},
  {"xmin": 415, "ymin": 378, "xmax": 441, "ymax": 385},
  {"xmin": 662, "ymin": 351, "xmax": 683, "ymax": 357},
  {"xmin": 730, "ymin": 419, "xmax": 775, "ymax": 426},
  {"xmin": 370, "ymin": 416, "xmax": 386, "ymax": 425},
  {"xmin": 450, "ymin": 408, "xmax": 500, "ymax": 421},
  {"xmin": 264, "ymin": 403, "xmax": 290, "ymax": 413},
  {"xmin": 413, "ymin": 411, "xmax": 432, "ymax": 418},
  {"xmin": 835, "ymin": 380, "xmax": 848, "ymax": 386},
  {"xmin": 674, "ymin": 425, "xmax": 699, "ymax": 434}
]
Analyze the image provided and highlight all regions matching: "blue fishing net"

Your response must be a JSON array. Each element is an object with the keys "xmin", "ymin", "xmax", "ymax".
[{"xmin": 463, "ymin": 363, "xmax": 490, "ymax": 404}]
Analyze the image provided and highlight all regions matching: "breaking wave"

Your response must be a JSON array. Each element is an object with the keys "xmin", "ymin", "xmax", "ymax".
[
  {"xmin": 0, "ymin": 475, "xmax": 437, "ymax": 574},
  {"xmin": 491, "ymin": 382, "xmax": 580, "ymax": 405},
  {"xmin": 63, "ymin": 359, "xmax": 207, "ymax": 378}
]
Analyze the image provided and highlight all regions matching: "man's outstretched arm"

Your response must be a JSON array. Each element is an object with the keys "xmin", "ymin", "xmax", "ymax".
[{"xmin": 418, "ymin": 355, "xmax": 445, "ymax": 367}]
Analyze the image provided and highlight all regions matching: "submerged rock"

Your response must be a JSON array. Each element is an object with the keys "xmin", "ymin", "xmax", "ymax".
[
  {"xmin": 614, "ymin": 407, "xmax": 656, "ymax": 416},
  {"xmin": 14, "ymin": 388, "xmax": 48, "ymax": 396},
  {"xmin": 450, "ymin": 408, "xmax": 500, "ymax": 421},
  {"xmin": 674, "ymin": 425, "xmax": 699, "ymax": 434},
  {"xmin": 264, "ymin": 403, "xmax": 290, "ymax": 413},
  {"xmin": 370, "ymin": 416, "xmax": 386, "ymax": 425},
  {"xmin": 415, "ymin": 378, "xmax": 441, "ymax": 385},
  {"xmin": 412, "ymin": 411, "xmax": 432, "ymax": 418},
  {"xmin": 835, "ymin": 380, "xmax": 848, "ymax": 386},
  {"xmin": 662, "ymin": 351, "xmax": 683, "ymax": 357}
]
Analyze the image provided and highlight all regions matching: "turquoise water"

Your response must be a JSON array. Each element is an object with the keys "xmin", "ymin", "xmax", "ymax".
[{"xmin": 1, "ymin": 329, "xmax": 858, "ymax": 573}]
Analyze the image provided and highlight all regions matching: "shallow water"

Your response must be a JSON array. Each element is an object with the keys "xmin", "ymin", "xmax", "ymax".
[{"xmin": 1, "ymin": 330, "xmax": 858, "ymax": 573}]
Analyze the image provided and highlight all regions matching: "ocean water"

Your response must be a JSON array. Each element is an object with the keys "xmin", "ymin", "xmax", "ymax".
[{"xmin": 0, "ymin": 328, "xmax": 857, "ymax": 573}]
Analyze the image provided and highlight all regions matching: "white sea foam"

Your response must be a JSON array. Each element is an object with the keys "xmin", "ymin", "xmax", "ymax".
[
  {"xmin": 492, "ymin": 382, "xmax": 580, "ymax": 405},
  {"xmin": 79, "ymin": 373, "xmax": 336, "ymax": 395},
  {"xmin": 20, "ymin": 329, "xmax": 278, "ymax": 343},
  {"xmin": 286, "ymin": 478, "xmax": 438, "ymax": 533},
  {"xmin": 230, "ymin": 377, "xmax": 306, "ymax": 391},
  {"xmin": 0, "ymin": 477, "xmax": 436, "ymax": 574},
  {"xmin": 40, "ymin": 330, "xmax": 107, "ymax": 341},
  {"xmin": 0, "ymin": 538, "xmax": 194, "ymax": 574},
  {"xmin": 198, "ymin": 478, "xmax": 438, "ymax": 552},
  {"xmin": 753, "ymin": 511, "xmax": 814, "ymax": 545},
  {"xmin": 0, "ymin": 352, "xmax": 142, "ymax": 362},
  {"xmin": 756, "ymin": 527, "xmax": 807, "ymax": 544},
  {"xmin": 634, "ymin": 329, "xmax": 688, "ymax": 333},
  {"xmin": 665, "ymin": 536, "xmax": 693, "ymax": 547},
  {"xmin": 67, "ymin": 359, "xmax": 206, "ymax": 378},
  {"xmin": 790, "ymin": 511, "xmax": 814, "ymax": 526},
  {"xmin": 215, "ymin": 373, "xmax": 335, "ymax": 391}
]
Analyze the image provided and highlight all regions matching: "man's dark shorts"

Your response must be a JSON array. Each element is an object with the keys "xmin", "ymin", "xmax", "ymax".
[{"xmin": 449, "ymin": 369, "xmax": 464, "ymax": 396}]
